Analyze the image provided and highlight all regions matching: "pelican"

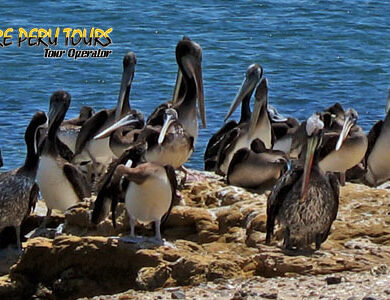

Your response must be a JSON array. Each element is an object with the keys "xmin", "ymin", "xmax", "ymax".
[
  {"xmin": 319, "ymin": 108, "xmax": 367, "ymax": 185},
  {"xmin": 92, "ymin": 143, "xmax": 178, "ymax": 244},
  {"xmin": 204, "ymin": 63, "xmax": 263, "ymax": 171},
  {"xmin": 364, "ymin": 89, "xmax": 390, "ymax": 186},
  {"xmin": 216, "ymin": 77, "xmax": 273, "ymax": 175},
  {"xmin": 266, "ymin": 114, "xmax": 339, "ymax": 251},
  {"xmin": 0, "ymin": 111, "xmax": 47, "ymax": 250},
  {"xmin": 37, "ymin": 91, "xmax": 91, "ymax": 226},
  {"xmin": 73, "ymin": 52, "xmax": 140, "ymax": 166},
  {"xmin": 227, "ymin": 138, "xmax": 288, "ymax": 192}
]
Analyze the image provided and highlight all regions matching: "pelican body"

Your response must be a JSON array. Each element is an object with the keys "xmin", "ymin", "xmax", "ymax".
[
  {"xmin": 266, "ymin": 114, "xmax": 339, "ymax": 251},
  {"xmin": 37, "ymin": 91, "xmax": 90, "ymax": 219},
  {"xmin": 365, "ymin": 90, "xmax": 390, "ymax": 186},
  {"xmin": 0, "ymin": 111, "xmax": 47, "ymax": 249},
  {"xmin": 319, "ymin": 108, "xmax": 367, "ymax": 185},
  {"xmin": 227, "ymin": 139, "xmax": 287, "ymax": 192}
]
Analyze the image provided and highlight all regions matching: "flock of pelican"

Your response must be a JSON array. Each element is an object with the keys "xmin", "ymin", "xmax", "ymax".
[{"xmin": 1, "ymin": 37, "xmax": 390, "ymax": 253}]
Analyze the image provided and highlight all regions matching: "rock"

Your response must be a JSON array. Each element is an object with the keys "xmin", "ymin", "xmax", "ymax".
[
  {"xmin": 362, "ymin": 297, "xmax": 379, "ymax": 300},
  {"xmin": 136, "ymin": 264, "xmax": 171, "ymax": 290},
  {"xmin": 259, "ymin": 292, "xmax": 278, "ymax": 299},
  {"xmin": 171, "ymin": 290, "xmax": 186, "ymax": 299},
  {"xmin": 325, "ymin": 276, "xmax": 342, "ymax": 285}
]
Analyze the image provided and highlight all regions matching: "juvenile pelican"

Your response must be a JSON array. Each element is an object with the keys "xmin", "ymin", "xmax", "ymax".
[
  {"xmin": 92, "ymin": 144, "xmax": 178, "ymax": 243},
  {"xmin": 37, "ymin": 91, "xmax": 91, "ymax": 226},
  {"xmin": 204, "ymin": 64, "xmax": 263, "ymax": 171},
  {"xmin": 227, "ymin": 138, "xmax": 288, "ymax": 192},
  {"xmin": 365, "ymin": 90, "xmax": 390, "ymax": 186},
  {"xmin": 0, "ymin": 111, "xmax": 47, "ymax": 250},
  {"xmin": 266, "ymin": 114, "xmax": 339, "ymax": 251}
]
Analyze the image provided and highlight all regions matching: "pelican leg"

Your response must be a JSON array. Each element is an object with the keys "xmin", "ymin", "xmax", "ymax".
[
  {"xmin": 315, "ymin": 233, "xmax": 322, "ymax": 250},
  {"xmin": 340, "ymin": 172, "xmax": 346, "ymax": 186},
  {"xmin": 130, "ymin": 215, "xmax": 136, "ymax": 238},
  {"xmin": 178, "ymin": 165, "xmax": 188, "ymax": 186},
  {"xmin": 15, "ymin": 226, "xmax": 21, "ymax": 252},
  {"xmin": 154, "ymin": 219, "xmax": 162, "ymax": 242},
  {"xmin": 40, "ymin": 208, "xmax": 52, "ymax": 229},
  {"xmin": 283, "ymin": 227, "xmax": 291, "ymax": 250}
]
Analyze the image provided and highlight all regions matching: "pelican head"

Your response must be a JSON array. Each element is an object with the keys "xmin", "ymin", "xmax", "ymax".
[
  {"xmin": 335, "ymin": 108, "xmax": 358, "ymax": 151},
  {"xmin": 176, "ymin": 39, "xmax": 206, "ymax": 128},
  {"xmin": 158, "ymin": 108, "xmax": 179, "ymax": 145},
  {"xmin": 115, "ymin": 52, "xmax": 137, "ymax": 120},
  {"xmin": 301, "ymin": 114, "xmax": 324, "ymax": 200},
  {"xmin": 224, "ymin": 63, "xmax": 263, "ymax": 122}
]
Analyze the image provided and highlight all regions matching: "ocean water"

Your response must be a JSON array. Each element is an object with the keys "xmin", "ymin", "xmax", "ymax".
[{"xmin": 0, "ymin": 1, "xmax": 389, "ymax": 171}]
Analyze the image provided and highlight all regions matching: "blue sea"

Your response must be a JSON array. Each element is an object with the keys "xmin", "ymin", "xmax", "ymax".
[{"xmin": 1, "ymin": 1, "xmax": 389, "ymax": 171}]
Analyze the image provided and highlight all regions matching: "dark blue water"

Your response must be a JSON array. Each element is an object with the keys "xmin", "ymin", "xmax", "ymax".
[{"xmin": 1, "ymin": 1, "xmax": 389, "ymax": 171}]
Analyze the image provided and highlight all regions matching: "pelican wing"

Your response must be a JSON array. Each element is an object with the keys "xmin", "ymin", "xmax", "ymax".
[
  {"xmin": 266, "ymin": 165, "xmax": 303, "ymax": 244},
  {"xmin": 364, "ymin": 120, "xmax": 383, "ymax": 168},
  {"xmin": 63, "ymin": 163, "xmax": 91, "ymax": 201}
]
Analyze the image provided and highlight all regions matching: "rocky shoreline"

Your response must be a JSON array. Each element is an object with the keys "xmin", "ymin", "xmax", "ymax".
[{"xmin": 1, "ymin": 170, "xmax": 390, "ymax": 299}]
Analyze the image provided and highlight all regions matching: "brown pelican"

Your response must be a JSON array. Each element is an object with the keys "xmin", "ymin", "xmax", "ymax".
[
  {"xmin": 73, "ymin": 52, "xmax": 140, "ymax": 166},
  {"xmin": 266, "ymin": 114, "xmax": 339, "ymax": 251},
  {"xmin": 37, "ymin": 91, "xmax": 91, "ymax": 226},
  {"xmin": 319, "ymin": 108, "xmax": 367, "ymax": 185},
  {"xmin": 0, "ymin": 111, "xmax": 47, "ymax": 250},
  {"xmin": 364, "ymin": 90, "xmax": 390, "ymax": 186},
  {"xmin": 227, "ymin": 138, "xmax": 288, "ymax": 192},
  {"xmin": 217, "ymin": 77, "xmax": 273, "ymax": 175},
  {"xmin": 204, "ymin": 63, "xmax": 263, "ymax": 171},
  {"xmin": 92, "ymin": 143, "xmax": 178, "ymax": 243}
]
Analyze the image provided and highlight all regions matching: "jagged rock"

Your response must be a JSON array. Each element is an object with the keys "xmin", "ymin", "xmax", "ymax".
[{"xmin": 1, "ymin": 172, "xmax": 390, "ymax": 299}]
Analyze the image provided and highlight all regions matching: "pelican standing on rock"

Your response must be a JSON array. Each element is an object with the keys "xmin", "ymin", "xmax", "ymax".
[
  {"xmin": 204, "ymin": 63, "xmax": 263, "ymax": 171},
  {"xmin": 0, "ymin": 111, "xmax": 47, "ymax": 250},
  {"xmin": 266, "ymin": 114, "xmax": 339, "ymax": 251},
  {"xmin": 92, "ymin": 143, "xmax": 178, "ymax": 244},
  {"xmin": 37, "ymin": 91, "xmax": 91, "ymax": 227},
  {"xmin": 364, "ymin": 90, "xmax": 390, "ymax": 186}
]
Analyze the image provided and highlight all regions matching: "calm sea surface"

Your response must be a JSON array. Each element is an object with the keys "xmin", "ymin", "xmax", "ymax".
[{"xmin": 1, "ymin": 1, "xmax": 389, "ymax": 170}]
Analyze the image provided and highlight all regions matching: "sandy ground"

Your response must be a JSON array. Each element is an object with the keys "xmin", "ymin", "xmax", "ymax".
[{"xmin": 82, "ymin": 269, "xmax": 390, "ymax": 300}]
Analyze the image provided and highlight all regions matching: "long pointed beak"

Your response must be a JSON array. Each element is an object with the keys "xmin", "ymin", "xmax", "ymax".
[
  {"xmin": 248, "ymin": 78, "xmax": 268, "ymax": 137},
  {"xmin": 301, "ymin": 135, "xmax": 318, "ymax": 201},
  {"xmin": 182, "ymin": 55, "xmax": 206, "ymax": 128},
  {"xmin": 335, "ymin": 115, "xmax": 354, "ymax": 151},
  {"xmin": 224, "ymin": 75, "xmax": 258, "ymax": 122},
  {"xmin": 158, "ymin": 114, "xmax": 175, "ymax": 145},
  {"xmin": 115, "ymin": 54, "xmax": 136, "ymax": 121},
  {"xmin": 172, "ymin": 69, "xmax": 183, "ymax": 105},
  {"xmin": 94, "ymin": 116, "xmax": 139, "ymax": 140}
]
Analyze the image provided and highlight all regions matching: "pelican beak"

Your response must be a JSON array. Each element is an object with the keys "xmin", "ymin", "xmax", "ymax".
[
  {"xmin": 301, "ymin": 135, "xmax": 319, "ymax": 201},
  {"xmin": 94, "ymin": 116, "xmax": 139, "ymax": 140},
  {"xmin": 158, "ymin": 114, "xmax": 176, "ymax": 145},
  {"xmin": 335, "ymin": 114, "xmax": 354, "ymax": 151},
  {"xmin": 172, "ymin": 69, "xmax": 183, "ymax": 105},
  {"xmin": 249, "ymin": 78, "xmax": 268, "ymax": 137},
  {"xmin": 224, "ymin": 73, "xmax": 259, "ymax": 122},
  {"xmin": 115, "ymin": 52, "xmax": 136, "ymax": 121},
  {"xmin": 182, "ymin": 55, "xmax": 206, "ymax": 128}
]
